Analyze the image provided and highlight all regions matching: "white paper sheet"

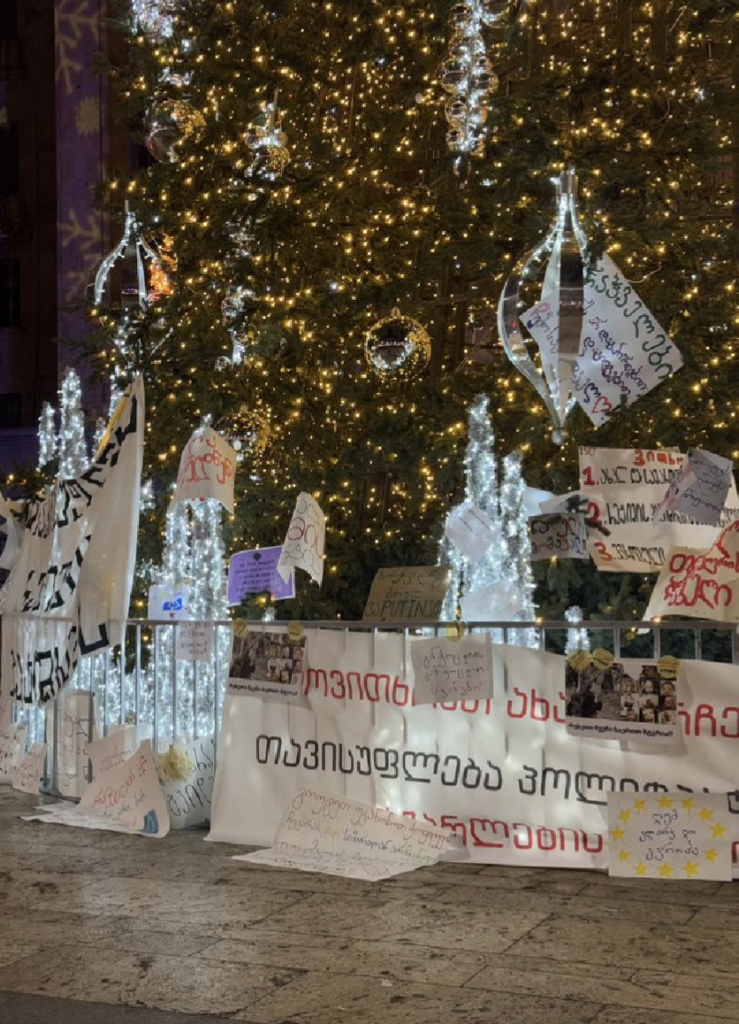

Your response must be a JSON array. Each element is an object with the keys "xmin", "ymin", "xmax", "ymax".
[
  {"xmin": 233, "ymin": 786, "xmax": 453, "ymax": 881},
  {"xmin": 13, "ymin": 742, "xmax": 48, "ymax": 795},
  {"xmin": 444, "ymin": 503, "xmax": 499, "ymax": 564},
  {"xmin": 276, "ymin": 493, "xmax": 326, "ymax": 587},
  {"xmin": 169, "ymin": 426, "xmax": 236, "ymax": 514},
  {"xmin": 411, "ymin": 635, "xmax": 493, "ymax": 705},
  {"xmin": 88, "ymin": 726, "xmax": 138, "ymax": 780},
  {"xmin": 653, "ymin": 449, "xmax": 734, "ymax": 527},
  {"xmin": 175, "ymin": 622, "xmax": 214, "ymax": 662}
]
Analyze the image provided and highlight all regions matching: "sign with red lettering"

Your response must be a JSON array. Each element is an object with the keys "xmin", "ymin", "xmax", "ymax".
[
  {"xmin": 579, "ymin": 447, "xmax": 739, "ymax": 573},
  {"xmin": 644, "ymin": 521, "xmax": 739, "ymax": 623},
  {"xmin": 13, "ymin": 742, "xmax": 48, "ymax": 795},
  {"xmin": 170, "ymin": 426, "xmax": 236, "ymax": 514}
]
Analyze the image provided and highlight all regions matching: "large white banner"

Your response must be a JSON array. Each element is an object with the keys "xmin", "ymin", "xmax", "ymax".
[
  {"xmin": 209, "ymin": 632, "xmax": 739, "ymax": 875},
  {"xmin": 0, "ymin": 378, "xmax": 144, "ymax": 704}
]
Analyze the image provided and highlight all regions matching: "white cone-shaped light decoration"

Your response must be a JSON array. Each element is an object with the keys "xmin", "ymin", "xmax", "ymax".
[
  {"xmin": 497, "ymin": 169, "xmax": 588, "ymax": 445},
  {"xmin": 93, "ymin": 202, "xmax": 159, "ymax": 315}
]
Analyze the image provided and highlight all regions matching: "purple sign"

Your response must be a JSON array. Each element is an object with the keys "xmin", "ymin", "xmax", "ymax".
[{"xmin": 228, "ymin": 546, "xmax": 295, "ymax": 605}]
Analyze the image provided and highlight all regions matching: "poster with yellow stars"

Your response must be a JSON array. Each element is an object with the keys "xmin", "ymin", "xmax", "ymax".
[{"xmin": 607, "ymin": 793, "xmax": 732, "ymax": 881}]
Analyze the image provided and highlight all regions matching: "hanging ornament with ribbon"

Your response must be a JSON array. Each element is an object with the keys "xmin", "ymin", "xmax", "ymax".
[
  {"xmin": 244, "ymin": 91, "xmax": 290, "ymax": 180},
  {"xmin": 497, "ymin": 170, "xmax": 587, "ymax": 445}
]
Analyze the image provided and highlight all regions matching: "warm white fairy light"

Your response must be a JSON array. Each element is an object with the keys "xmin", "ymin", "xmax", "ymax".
[
  {"xmin": 130, "ymin": 0, "xmax": 176, "ymax": 38},
  {"xmin": 500, "ymin": 450, "xmax": 537, "ymax": 647}
]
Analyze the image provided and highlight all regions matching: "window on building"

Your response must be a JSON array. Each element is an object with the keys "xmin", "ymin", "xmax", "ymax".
[
  {"xmin": 0, "ymin": 1, "xmax": 18, "ymax": 40},
  {"xmin": 0, "ymin": 257, "xmax": 20, "ymax": 326},
  {"xmin": 0, "ymin": 125, "xmax": 18, "ymax": 195},
  {"xmin": 0, "ymin": 392, "xmax": 21, "ymax": 428}
]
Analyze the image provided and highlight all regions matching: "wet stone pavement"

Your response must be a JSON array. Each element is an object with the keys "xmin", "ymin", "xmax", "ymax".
[{"xmin": 1, "ymin": 788, "xmax": 738, "ymax": 1023}]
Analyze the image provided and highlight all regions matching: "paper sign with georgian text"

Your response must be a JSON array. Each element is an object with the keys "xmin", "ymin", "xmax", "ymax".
[
  {"xmin": 444, "ymin": 503, "xmax": 499, "ymax": 564},
  {"xmin": 169, "ymin": 426, "xmax": 236, "ymax": 514},
  {"xmin": 233, "ymin": 786, "xmax": 453, "ymax": 881},
  {"xmin": 27, "ymin": 740, "xmax": 169, "ymax": 837},
  {"xmin": 160, "ymin": 737, "xmax": 216, "ymax": 830},
  {"xmin": 530, "ymin": 513, "xmax": 588, "ymax": 561},
  {"xmin": 363, "ymin": 566, "xmax": 451, "ymax": 622},
  {"xmin": 643, "ymin": 521, "xmax": 739, "ymax": 624},
  {"xmin": 13, "ymin": 742, "xmax": 47, "ymax": 795},
  {"xmin": 175, "ymin": 622, "xmax": 214, "ymax": 662},
  {"xmin": 607, "ymin": 792, "xmax": 731, "ymax": 881},
  {"xmin": 572, "ymin": 255, "xmax": 683, "ymax": 427},
  {"xmin": 411, "ymin": 635, "xmax": 493, "ymax": 705},
  {"xmin": 0, "ymin": 723, "xmax": 27, "ymax": 784},
  {"xmin": 228, "ymin": 546, "xmax": 295, "ymax": 604},
  {"xmin": 579, "ymin": 447, "xmax": 739, "ymax": 572},
  {"xmin": 88, "ymin": 726, "xmax": 138, "ymax": 781},
  {"xmin": 277, "ymin": 493, "xmax": 326, "ymax": 587},
  {"xmin": 653, "ymin": 449, "xmax": 734, "ymax": 528}
]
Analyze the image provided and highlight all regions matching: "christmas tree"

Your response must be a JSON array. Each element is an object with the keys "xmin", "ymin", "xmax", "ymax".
[{"xmin": 94, "ymin": 0, "xmax": 737, "ymax": 622}]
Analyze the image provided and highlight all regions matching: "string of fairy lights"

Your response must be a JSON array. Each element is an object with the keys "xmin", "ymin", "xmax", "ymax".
[{"xmin": 104, "ymin": 0, "xmax": 738, "ymax": 600}]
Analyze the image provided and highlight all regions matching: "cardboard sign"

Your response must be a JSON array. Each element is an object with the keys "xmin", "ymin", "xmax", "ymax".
[
  {"xmin": 572, "ymin": 255, "xmax": 683, "ymax": 426},
  {"xmin": 644, "ymin": 520, "xmax": 739, "ymax": 623},
  {"xmin": 277, "ymin": 493, "xmax": 326, "ymax": 587},
  {"xmin": 530, "ymin": 513, "xmax": 588, "ymax": 561},
  {"xmin": 228, "ymin": 546, "xmax": 295, "ymax": 604},
  {"xmin": 411, "ymin": 635, "xmax": 493, "ymax": 705},
  {"xmin": 363, "ymin": 566, "xmax": 451, "ymax": 622},
  {"xmin": 170, "ymin": 426, "xmax": 236, "ymax": 513},
  {"xmin": 608, "ymin": 792, "xmax": 731, "ymax": 881},
  {"xmin": 233, "ymin": 787, "xmax": 453, "ymax": 881}
]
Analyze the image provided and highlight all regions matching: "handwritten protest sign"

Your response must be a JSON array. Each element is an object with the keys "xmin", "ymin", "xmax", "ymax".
[
  {"xmin": 169, "ymin": 426, "xmax": 236, "ymax": 513},
  {"xmin": 644, "ymin": 521, "xmax": 739, "ymax": 624},
  {"xmin": 444, "ymin": 503, "xmax": 499, "ymax": 564},
  {"xmin": 159, "ymin": 737, "xmax": 215, "ymax": 830},
  {"xmin": 572, "ymin": 255, "xmax": 683, "ymax": 426},
  {"xmin": 148, "ymin": 584, "xmax": 191, "ymax": 621},
  {"xmin": 48, "ymin": 689, "xmax": 97, "ymax": 798},
  {"xmin": 411, "ymin": 635, "xmax": 492, "ymax": 705},
  {"xmin": 175, "ymin": 622, "xmax": 214, "ymax": 662},
  {"xmin": 233, "ymin": 786, "xmax": 453, "ymax": 881},
  {"xmin": 579, "ymin": 447, "xmax": 739, "ymax": 572},
  {"xmin": 521, "ymin": 293, "xmax": 560, "ymax": 408},
  {"xmin": 228, "ymin": 546, "xmax": 295, "ymax": 604},
  {"xmin": 363, "ymin": 566, "xmax": 451, "ymax": 622},
  {"xmin": 88, "ymin": 726, "xmax": 138, "ymax": 780},
  {"xmin": 27, "ymin": 740, "xmax": 169, "ymax": 837},
  {"xmin": 0, "ymin": 723, "xmax": 27, "ymax": 784},
  {"xmin": 13, "ymin": 742, "xmax": 47, "ymax": 795},
  {"xmin": 277, "ymin": 493, "xmax": 325, "ymax": 587},
  {"xmin": 530, "ymin": 513, "xmax": 588, "ymax": 561},
  {"xmin": 653, "ymin": 449, "xmax": 734, "ymax": 527},
  {"xmin": 607, "ymin": 792, "xmax": 731, "ymax": 881},
  {"xmin": 228, "ymin": 628, "xmax": 306, "ymax": 702}
]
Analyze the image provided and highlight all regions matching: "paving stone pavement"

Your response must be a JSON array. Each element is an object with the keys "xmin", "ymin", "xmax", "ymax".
[{"xmin": 1, "ymin": 787, "xmax": 737, "ymax": 1023}]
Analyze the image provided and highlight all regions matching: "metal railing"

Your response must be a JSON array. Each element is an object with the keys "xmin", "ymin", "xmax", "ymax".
[{"xmin": 10, "ymin": 617, "xmax": 739, "ymax": 798}]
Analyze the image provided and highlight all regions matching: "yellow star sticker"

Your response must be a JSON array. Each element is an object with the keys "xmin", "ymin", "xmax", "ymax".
[
  {"xmin": 634, "ymin": 798, "xmax": 647, "ymax": 813},
  {"xmin": 681, "ymin": 797, "xmax": 696, "ymax": 811},
  {"xmin": 685, "ymin": 861, "xmax": 701, "ymax": 877},
  {"xmin": 619, "ymin": 809, "xmax": 632, "ymax": 823},
  {"xmin": 699, "ymin": 807, "xmax": 715, "ymax": 821},
  {"xmin": 705, "ymin": 849, "xmax": 718, "ymax": 863},
  {"xmin": 712, "ymin": 822, "xmax": 728, "ymax": 840},
  {"xmin": 618, "ymin": 849, "xmax": 631, "ymax": 862},
  {"xmin": 635, "ymin": 861, "xmax": 648, "ymax": 876},
  {"xmin": 659, "ymin": 862, "xmax": 674, "ymax": 878},
  {"xmin": 658, "ymin": 795, "xmax": 674, "ymax": 809},
  {"xmin": 611, "ymin": 827, "xmax": 626, "ymax": 842}
]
